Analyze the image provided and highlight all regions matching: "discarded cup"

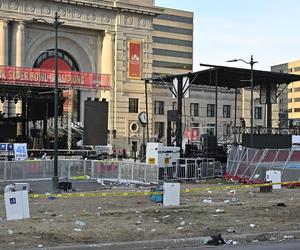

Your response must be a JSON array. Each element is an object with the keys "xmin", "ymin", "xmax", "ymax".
[{"xmin": 75, "ymin": 220, "xmax": 86, "ymax": 227}]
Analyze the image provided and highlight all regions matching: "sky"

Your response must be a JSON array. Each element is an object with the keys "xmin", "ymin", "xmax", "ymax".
[{"xmin": 155, "ymin": 0, "xmax": 300, "ymax": 71}]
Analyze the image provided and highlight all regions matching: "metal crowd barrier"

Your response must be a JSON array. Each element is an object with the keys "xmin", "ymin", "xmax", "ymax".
[
  {"xmin": 162, "ymin": 160, "xmax": 223, "ymax": 181},
  {"xmin": 0, "ymin": 160, "xmax": 159, "ymax": 183}
]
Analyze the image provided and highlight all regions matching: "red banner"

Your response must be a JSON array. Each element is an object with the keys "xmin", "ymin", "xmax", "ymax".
[
  {"xmin": 192, "ymin": 128, "xmax": 199, "ymax": 141},
  {"xmin": 186, "ymin": 128, "xmax": 191, "ymax": 140},
  {"xmin": 0, "ymin": 66, "xmax": 110, "ymax": 90},
  {"xmin": 128, "ymin": 41, "xmax": 141, "ymax": 79}
]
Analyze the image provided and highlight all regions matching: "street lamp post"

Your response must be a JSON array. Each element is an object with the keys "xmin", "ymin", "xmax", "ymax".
[
  {"xmin": 227, "ymin": 55, "xmax": 258, "ymax": 148},
  {"xmin": 33, "ymin": 12, "xmax": 63, "ymax": 192}
]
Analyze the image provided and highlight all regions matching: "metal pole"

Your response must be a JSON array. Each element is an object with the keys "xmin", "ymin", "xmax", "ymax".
[
  {"xmin": 234, "ymin": 89, "xmax": 237, "ymax": 144},
  {"xmin": 266, "ymin": 84, "xmax": 272, "ymax": 132},
  {"xmin": 53, "ymin": 12, "xmax": 59, "ymax": 193},
  {"xmin": 176, "ymin": 77, "xmax": 183, "ymax": 155},
  {"xmin": 250, "ymin": 55, "xmax": 254, "ymax": 148},
  {"xmin": 215, "ymin": 69, "xmax": 218, "ymax": 138},
  {"xmin": 144, "ymin": 80, "xmax": 149, "ymax": 142}
]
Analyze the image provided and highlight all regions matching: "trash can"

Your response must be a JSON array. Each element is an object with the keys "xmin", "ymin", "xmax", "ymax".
[
  {"xmin": 266, "ymin": 170, "xmax": 281, "ymax": 189},
  {"xmin": 4, "ymin": 184, "xmax": 30, "ymax": 220},
  {"xmin": 163, "ymin": 182, "xmax": 180, "ymax": 207}
]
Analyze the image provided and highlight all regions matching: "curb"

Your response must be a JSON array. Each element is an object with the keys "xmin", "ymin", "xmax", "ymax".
[{"xmin": 28, "ymin": 230, "xmax": 300, "ymax": 250}]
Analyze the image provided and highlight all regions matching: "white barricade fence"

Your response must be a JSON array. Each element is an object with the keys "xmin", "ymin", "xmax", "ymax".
[
  {"xmin": 117, "ymin": 161, "xmax": 159, "ymax": 183},
  {"xmin": 162, "ymin": 159, "xmax": 223, "ymax": 181},
  {"xmin": 91, "ymin": 160, "xmax": 119, "ymax": 179},
  {"xmin": 0, "ymin": 160, "xmax": 159, "ymax": 183}
]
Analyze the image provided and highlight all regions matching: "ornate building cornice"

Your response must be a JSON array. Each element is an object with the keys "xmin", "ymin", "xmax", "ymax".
[{"xmin": 0, "ymin": 0, "xmax": 163, "ymax": 30}]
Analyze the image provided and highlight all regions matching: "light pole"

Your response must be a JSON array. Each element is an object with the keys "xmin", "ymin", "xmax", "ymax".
[
  {"xmin": 33, "ymin": 12, "xmax": 63, "ymax": 192},
  {"xmin": 227, "ymin": 55, "xmax": 258, "ymax": 148}
]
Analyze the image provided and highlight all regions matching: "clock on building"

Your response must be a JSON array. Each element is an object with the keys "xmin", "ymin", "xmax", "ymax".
[{"xmin": 138, "ymin": 111, "xmax": 148, "ymax": 126}]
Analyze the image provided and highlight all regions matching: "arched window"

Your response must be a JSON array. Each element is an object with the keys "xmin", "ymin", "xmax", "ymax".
[{"xmin": 33, "ymin": 49, "xmax": 79, "ymax": 71}]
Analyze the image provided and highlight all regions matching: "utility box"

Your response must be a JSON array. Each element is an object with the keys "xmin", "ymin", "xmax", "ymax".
[
  {"xmin": 146, "ymin": 143, "xmax": 180, "ymax": 167},
  {"xmin": 163, "ymin": 182, "xmax": 180, "ymax": 206},
  {"xmin": 266, "ymin": 170, "xmax": 281, "ymax": 189},
  {"xmin": 4, "ymin": 190, "xmax": 30, "ymax": 220}
]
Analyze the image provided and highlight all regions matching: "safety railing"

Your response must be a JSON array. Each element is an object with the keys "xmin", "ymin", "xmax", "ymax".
[
  {"xmin": 0, "ymin": 159, "xmax": 159, "ymax": 183},
  {"xmin": 162, "ymin": 160, "xmax": 223, "ymax": 181}
]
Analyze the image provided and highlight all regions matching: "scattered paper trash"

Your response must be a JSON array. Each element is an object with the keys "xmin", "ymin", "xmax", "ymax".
[
  {"xmin": 37, "ymin": 244, "xmax": 43, "ymax": 248},
  {"xmin": 8, "ymin": 229, "xmax": 13, "ymax": 235},
  {"xmin": 224, "ymin": 200, "xmax": 230, "ymax": 204},
  {"xmin": 153, "ymin": 219, "xmax": 160, "ymax": 223},
  {"xmin": 249, "ymin": 223, "xmax": 256, "ymax": 228},
  {"xmin": 150, "ymin": 228, "xmax": 156, "ymax": 233},
  {"xmin": 163, "ymin": 215, "xmax": 170, "ymax": 218},
  {"xmin": 8, "ymin": 242, "xmax": 15, "ymax": 246},
  {"xmin": 75, "ymin": 220, "xmax": 86, "ymax": 227},
  {"xmin": 137, "ymin": 227, "xmax": 145, "ymax": 232},
  {"xmin": 177, "ymin": 227, "xmax": 184, "ymax": 230},
  {"xmin": 283, "ymin": 235, "xmax": 295, "ymax": 240},
  {"xmin": 227, "ymin": 228, "xmax": 236, "ymax": 233},
  {"xmin": 179, "ymin": 221, "xmax": 186, "ymax": 226},
  {"xmin": 203, "ymin": 198, "xmax": 212, "ymax": 204},
  {"xmin": 215, "ymin": 209, "xmax": 224, "ymax": 213},
  {"xmin": 74, "ymin": 228, "xmax": 82, "ymax": 232}
]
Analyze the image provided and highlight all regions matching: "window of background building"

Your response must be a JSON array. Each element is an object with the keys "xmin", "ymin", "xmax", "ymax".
[
  {"xmin": 207, "ymin": 104, "xmax": 215, "ymax": 117},
  {"xmin": 294, "ymin": 108, "xmax": 300, "ymax": 112},
  {"xmin": 206, "ymin": 124, "xmax": 215, "ymax": 134},
  {"xmin": 223, "ymin": 105, "xmax": 231, "ymax": 118},
  {"xmin": 129, "ymin": 98, "xmax": 138, "ymax": 113},
  {"xmin": 153, "ymin": 24, "xmax": 193, "ymax": 35},
  {"xmin": 294, "ymin": 87, "xmax": 300, "ymax": 92},
  {"xmin": 153, "ymin": 48, "xmax": 193, "ymax": 59},
  {"xmin": 255, "ymin": 107, "xmax": 262, "ymax": 119},
  {"xmin": 154, "ymin": 122, "xmax": 164, "ymax": 139},
  {"xmin": 154, "ymin": 101, "xmax": 164, "ymax": 115},
  {"xmin": 190, "ymin": 103, "xmax": 199, "ymax": 117},
  {"xmin": 223, "ymin": 124, "xmax": 231, "ymax": 136},
  {"xmin": 295, "ymin": 98, "xmax": 300, "ymax": 102},
  {"xmin": 172, "ymin": 102, "xmax": 177, "ymax": 110},
  {"xmin": 288, "ymin": 98, "xmax": 293, "ymax": 103},
  {"xmin": 288, "ymin": 88, "xmax": 293, "ymax": 92},
  {"xmin": 153, "ymin": 37, "xmax": 193, "ymax": 47},
  {"xmin": 191, "ymin": 122, "xmax": 199, "ymax": 128},
  {"xmin": 288, "ymin": 108, "xmax": 292, "ymax": 113}
]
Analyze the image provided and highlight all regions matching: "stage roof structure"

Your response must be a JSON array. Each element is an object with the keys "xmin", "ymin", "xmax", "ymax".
[{"xmin": 145, "ymin": 63, "xmax": 300, "ymax": 89}]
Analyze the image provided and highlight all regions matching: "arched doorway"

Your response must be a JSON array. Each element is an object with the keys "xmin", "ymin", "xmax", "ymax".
[{"xmin": 32, "ymin": 49, "xmax": 81, "ymax": 149}]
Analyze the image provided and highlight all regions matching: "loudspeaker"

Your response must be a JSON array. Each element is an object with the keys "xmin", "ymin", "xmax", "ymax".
[{"xmin": 83, "ymin": 100, "xmax": 108, "ymax": 145}]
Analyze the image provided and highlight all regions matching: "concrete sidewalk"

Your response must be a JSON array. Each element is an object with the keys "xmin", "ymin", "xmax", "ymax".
[{"xmin": 29, "ymin": 230, "xmax": 300, "ymax": 250}]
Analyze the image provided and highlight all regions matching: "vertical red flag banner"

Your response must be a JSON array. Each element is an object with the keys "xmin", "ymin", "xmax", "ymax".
[
  {"xmin": 192, "ymin": 128, "xmax": 199, "ymax": 142},
  {"xmin": 128, "ymin": 41, "xmax": 141, "ymax": 79},
  {"xmin": 186, "ymin": 128, "xmax": 191, "ymax": 141}
]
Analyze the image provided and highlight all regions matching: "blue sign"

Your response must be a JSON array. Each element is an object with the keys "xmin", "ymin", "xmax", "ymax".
[
  {"xmin": 14, "ymin": 143, "xmax": 28, "ymax": 161},
  {"xmin": 0, "ymin": 144, "xmax": 6, "ymax": 151},
  {"xmin": 9, "ymin": 198, "xmax": 16, "ymax": 205}
]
